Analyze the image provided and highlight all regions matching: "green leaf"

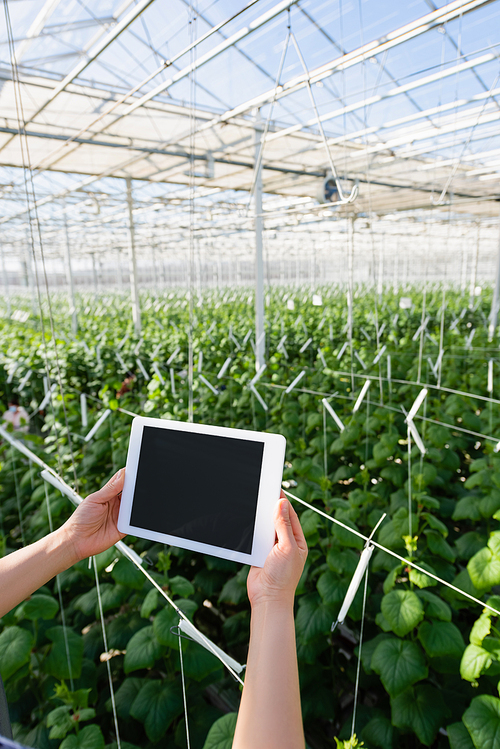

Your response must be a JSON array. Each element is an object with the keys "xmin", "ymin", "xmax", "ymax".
[
  {"xmin": 123, "ymin": 626, "xmax": 164, "ymax": 673},
  {"xmin": 453, "ymin": 496, "xmax": 482, "ymax": 522},
  {"xmin": 470, "ymin": 611, "xmax": 492, "ymax": 646},
  {"xmin": 60, "ymin": 724, "xmax": 105, "ymax": 749},
  {"xmin": 456, "ymin": 532, "xmax": 487, "ymax": 561},
  {"xmin": 140, "ymin": 589, "xmax": 159, "ymax": 618},
  {"xmin": 301, "ymin": 509, "xmax": 320, "ymax": 538},
  {"xmin": 169, "ymin": 575, "xmax": 195, "ymax": 597},
  {"xmin": 361, "ymin": 715, "xmax": 394, "ymax": 749},
  {"xmin": 113, "ymin": 677, "xmax": 146, "ymax": 720},
  {"xmin": 47, "ymin": 706, "xmax": 73, "ymax": 740},
  {"xmin": 422, "ymin": 512, "xmax": 448, "ymax": 537},
  {"xmin": 296, "ymin": 593, "xmax": 333, "ymax": 643},
  {"xmin": 447, "ymin": 722, "xmax": 475, "ymax": 749},
  {"xmin": 202, "ymin": 713, "xmax": 238, "ymax": 749},
  {"xmin": 16, "ymin": 594, "xmax": 59, "ymax": 621},
  {"xmin": 381, "ymin": 590, "xmax": 424, "ymax": 637},
  {"xmin": 415, "ymin": 590, "xmax": 452, "ymax": 621},
  {"xmin": 418, "ymin": 621, "xmax": 465, "ymax": 658},
  {"xmin": 111, "ymin": 558, "xmax": 145, "ymax": 589},
  {"xmin": 44, "ymin": 626, "xmax": 83, "ymax": 680},
  {"xmin": 425, "ymin": 530, "xmax": 456, "ymax": 562},
  {"xmin": 181, "ymin": 640, "xmax": 222, "ymax": 681},
  {"xmin": 460, "ymin": 644, "xmax": 493, "ymax": 681},
  {"xmin": 391, "ymin": 684, "xmax": 448, "ymax": 746},
  {"xmin": 153, "ymin": 599, "xmax": 198, "ymax": 649},
  {"xmin": 463, "ymin": 694, "xmax": 500, "ymax": 749},
  {"xmin": 0, "ymin": 626, "xmax": 33, "ymax": 680},
  {"xmin": 371, "ymin": 637, "xmax": 428, "ymax": 697},
  {"xmin": 408, "ymin": 562, "xmax": 437, "ymax": 589},
  {"xmin": 359, "ymin": 633, "xmax": 392, "ymax": 674},
  {"xmin": 488, "ymin": 532, "xmax": 500, "ymax": 557},
  {"xmin": 130, "ymin": 680, "xmax": 183, "ymax": 741},
  {"xmin": 468, "ymin": 548, "xmax": 500, "ymax": 589}
]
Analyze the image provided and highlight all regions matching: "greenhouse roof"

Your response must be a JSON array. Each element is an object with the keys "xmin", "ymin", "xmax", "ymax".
[{"xmin": 0, "ymin": 0, "xmax": 500, "ymax": 250}]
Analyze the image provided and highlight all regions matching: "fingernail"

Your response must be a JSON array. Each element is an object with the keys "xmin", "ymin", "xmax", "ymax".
[{"xmin": 281, "ymin": 499, "xmax": 289, "ymax": 519}]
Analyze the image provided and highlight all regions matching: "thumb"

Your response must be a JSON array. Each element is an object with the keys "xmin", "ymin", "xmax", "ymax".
[
  {"xmin": 88, "ymin": 468, "xmax": 125, "ymax": 504},
  {"xmin": 275, "ymin": 499, "xmax": 296, "ymax": 549}
]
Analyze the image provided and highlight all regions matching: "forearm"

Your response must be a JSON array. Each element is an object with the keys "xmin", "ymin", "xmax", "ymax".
[
  {"xmin": 0, "ymin": 528, "xmax": 76, "ymax": 618},
  {"xmin": 233, "ymin": 600, "xmax": 305, "ymax": 749}
]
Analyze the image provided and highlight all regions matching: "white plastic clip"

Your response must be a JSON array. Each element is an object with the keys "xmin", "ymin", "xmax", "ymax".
[
  {"xmin": 84, "ymin": 409, "xmax": 111, "ymax": 442},
  {"xmin": 80, "ymin": 393, "xmax": 88, "ymax": 428},
  {"xmin": 152, "ymin": 363, "xmax": 165, "ymax": 385},
  {"xmin": 353, "ymin": 379, "xmax": 371, "ymax": 413},
  {"xmin": 178, "ymin": 618, "xmax": 245, "ymax": 674},
  {"xmin": 136, "ymin": 358, "xmax": 150, "ymax": 381},
  {"xmin": 199, "ymin": 374, "xmax": 218, "ymax": 395},
  {"xmin": 217, "ymin": 357, "xmax": 232, "ymax": 379},
  {"xmin": 322, "ymin": 399, "xmax": 345, "ymax": 432},
  {"xmin": 285, "ymin": 370, "xmax": 306, "ymax": 394}
]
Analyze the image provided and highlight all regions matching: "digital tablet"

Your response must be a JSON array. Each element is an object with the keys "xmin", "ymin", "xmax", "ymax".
[{"xmin": 117, "ymin": 417, "xmax": 286, "ymax": 567}]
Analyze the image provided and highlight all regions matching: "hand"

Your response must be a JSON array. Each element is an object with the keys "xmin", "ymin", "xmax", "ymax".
[
  {"xmin": 59, "ymin": 468, "xmax": 126, "ymax": 564},
  {"xmin": 247, "ymin": 492, "xmax": 308, "ymax": 609}
]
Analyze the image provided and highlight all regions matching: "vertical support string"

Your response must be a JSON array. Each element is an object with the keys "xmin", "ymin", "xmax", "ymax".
[
  {"xmin": 93, "ymin": 557, "xmax": 121, "ymax": 749},
  {"xmin": 178, "ymin": 629, "xmax": 191, "ymax": 749},
  {"xmin": 350, "ymin": 566, "xmax": 369, "ymax": 741}
]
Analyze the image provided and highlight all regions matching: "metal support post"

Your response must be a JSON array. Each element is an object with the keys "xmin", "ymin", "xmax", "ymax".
[
  {"xmin": 254, "ymin": 111, "xmax": 265, "ymax": 373},
  {"xmin": 126, "ymin": 177, "xmax": 141, "ymax": 337},
  {"xmin": 91, "ymin": 253, "xmax": 98, "ymax": 294},
  {"xmin": 63, "ymin": 209, "xmax": 78, "ymax": 334},
  {"xmin": 469, "ymin": 223, "xmax": 480, "ymax": 309},
  {"xmin": 488, "ymin": 214, "xmax": 500, "ymax": 343},
  {"xmin": 0, "ymin": 242, "xmax": 11, "ymax": 317},
  {"xmin": 347, "ymin": 216, "xmax": 354, "ymax": 343}
]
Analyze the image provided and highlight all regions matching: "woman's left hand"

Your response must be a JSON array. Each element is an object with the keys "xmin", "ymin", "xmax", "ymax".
[{"xmin": 60, "ymin": 468, "xmax": 126, "ymax": 564}]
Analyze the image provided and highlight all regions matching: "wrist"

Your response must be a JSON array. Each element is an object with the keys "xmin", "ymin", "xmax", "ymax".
[
  {"xmin": 250, "ymin": 593, "xmax": 295, "ymax": 614},
  {"xmin": 53, "ymin": 524, "xmax": 80, "ymax": 568}
]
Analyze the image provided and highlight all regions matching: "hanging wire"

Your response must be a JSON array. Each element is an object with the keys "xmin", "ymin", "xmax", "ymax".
[
  {"xmin": 93, "ymin": 557, "xmax": 122, "ymax": 749},
  {"xmin": 178, "ymin": 628, "xmax": 191, "ymax": 749},
  {"xmin": 350, "ymin": 566, "xmax": 369, "ymax": 741}
]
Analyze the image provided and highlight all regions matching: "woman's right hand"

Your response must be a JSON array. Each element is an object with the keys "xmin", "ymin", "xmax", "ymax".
[{"xmin": 247, "ymin": 493, "xmax": 308, "ymax": 609}]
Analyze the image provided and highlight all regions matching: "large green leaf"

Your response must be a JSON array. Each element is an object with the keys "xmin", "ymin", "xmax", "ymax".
[
  {"xmin": 130, "ymin": 679, "xmax": 183, "ymax": 741},
  {"xmin": 468, "ymin": 548, "xmax": 500, "ymax": 589},
  {"xmin": 381, "ymin": 590, "xmax": 424, "ymax": 637},
  {"xmin": 425, "ymin": 530, "xmax": 456, "ymax": 562},
  {"xmin": 169, "ymin": 575, "xmax": 195, "ymax": 598},
  {"xmin": 415, "ymin": 590, "xmax": 452, "ymax": 621},
  {"xmin": 361, "ymin": 714, "xmax": 394, "ymax": 749},
  {"xmin": 59, "ymin": 724, "xmax": 104, "ymax": 749},
  {"xmin": 371, "ymin": 637, "xmax": 427, "ymax": 697},
  {"xmin": 460, "ymin": 644, "xmax": 493, "ymax": 681},
  {"xmin": 111, "ymin": 558, "xmax": 145, "ymax": 589},
  {"xmin": 456, "ymin": 532, "xmax": 487, "ymax": 561},
  {"xmin": 447, "ymin": 722, "xmax": 475, "ymax": 749},
  {"xmin": 16, "ymin": 594, "xmax": 59, "ymax": 621},
  {"xmin": 202, "ymin": 713, "xmax": 238, "ymax": 749},
  {"xmin": 295, "ymin": 593, "xmax": 334, "ymax": 643},
  {"xmin": 0, "ymin": 626, "xmax": 33, "ymax": 680},
  {"xmin": 391, "ymin": 684, "xmax": 448, "ymax": 746},
  {"xmin": 44, "ymin": 626, "xmax": 83, "ymax": 680},
  {"xmin": 112, "ymin": 677, "xmax": 146, "ymax": 720},
  {"xmin": 123, "ymin": 626, "xmax": 164, "ymax": 673},
  {"xmin": 463, "ymin": 695, "xmax": 500, "ymax": 749},
  {"xmin": 418, "ymin": 621, "xmax": 465, "ymax": 658}
]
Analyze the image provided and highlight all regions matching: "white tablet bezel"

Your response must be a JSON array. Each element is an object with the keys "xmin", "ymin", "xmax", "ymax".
[{"xmin": 117, "ymin": 416, "xmax": 286, "ymax": 567}]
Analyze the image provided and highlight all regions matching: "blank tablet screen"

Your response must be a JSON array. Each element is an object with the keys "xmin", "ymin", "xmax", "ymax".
[{"xmin": 130, "ymin": 426, "xmax": 265, "ymax": 554}]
